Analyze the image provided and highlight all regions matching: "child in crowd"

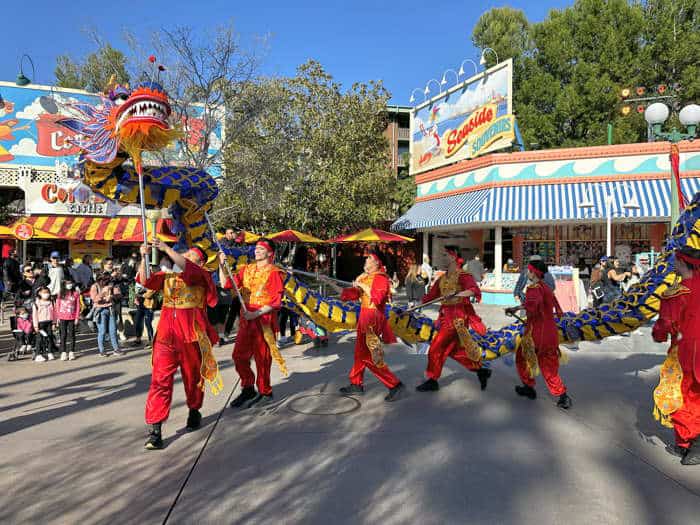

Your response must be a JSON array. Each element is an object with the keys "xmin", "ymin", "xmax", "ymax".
[
  {"xmin": 32, "ymin": 286, "xmax": 57, "ymax": 362},
  {"xmin": 14, "ymin": 306, "xmax": 35, "ymax": 354},
  {"xmin": 56, "ymin": 277, "xmax": 81, "ymax": 360}
]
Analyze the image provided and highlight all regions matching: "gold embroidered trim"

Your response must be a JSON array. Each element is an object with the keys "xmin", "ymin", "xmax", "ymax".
[
  {"xmin": 521, "ymin": 330, "xmax": 539, "ymax": 378},
  {"xmin": 365, "ymin": 326, "xmax": 386, "ymax": 367},
  {"xmin": 653, "ymin": 345, "xmax": 684, "ymax": 428},
  {"xmin": 195, "ymin": 326, "xmax": 223, "ymax": 395},
  {"xmin": 163, "ymin": 275, "xmax": 205, "ymax": 309},
  {"xmin": 453, "ymin": 318, "xmax": 481, "ymax": 363}
]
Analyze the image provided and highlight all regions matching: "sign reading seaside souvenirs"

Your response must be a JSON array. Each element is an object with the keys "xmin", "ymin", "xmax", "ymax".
[
  {"xmin": 410, "ymin": 59, "xmax": 514, "ymax": 175},
  {"xmin": 0, "ymin": 81, "xmax": 222, "ymax": 175}
]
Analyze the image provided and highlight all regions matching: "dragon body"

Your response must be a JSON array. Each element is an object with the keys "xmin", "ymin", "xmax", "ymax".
[{"xmin": 62, "ymin": 83, "xmax": 700, "ymax": 359}]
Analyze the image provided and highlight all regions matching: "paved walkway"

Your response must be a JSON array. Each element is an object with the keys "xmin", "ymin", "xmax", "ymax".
[{"xmin": 1, "ymin": 306, "xmax": 698, "ymax": 524}]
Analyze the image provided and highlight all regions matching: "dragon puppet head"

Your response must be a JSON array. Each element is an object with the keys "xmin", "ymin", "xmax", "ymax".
[{"xmin": 59, "ymin": 81, "xmax": 182, "ymax": 171}]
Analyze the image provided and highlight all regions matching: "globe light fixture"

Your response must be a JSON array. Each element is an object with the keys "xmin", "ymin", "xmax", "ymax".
[
  {"xmin": 644, "ymin": 102, "xmax": 670, "ymax": 125},
  {"xmin": 679, "ymin": 104, "xmax": 700, "ymax": 135}
]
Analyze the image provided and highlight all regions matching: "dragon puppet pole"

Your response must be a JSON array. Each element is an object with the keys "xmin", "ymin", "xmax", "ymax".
[
  {"xmin": 287, "ymin": 268, "xmax": 353, "ymax": 287},
  {"xmin": 136, "ymin": 165, "xmax": 151, "ymax": 278},
  {"xmin": 401, "ymin": 292, "xmax": 458, "ymax": 314},
  {"xmin": 203, "ymin": 211, "xmax": 248, "ymax": 314}
]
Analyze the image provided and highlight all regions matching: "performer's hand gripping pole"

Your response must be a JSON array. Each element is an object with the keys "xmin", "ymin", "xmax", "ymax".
[
  {"xmin": 401, "ymin": 292, "xmax": 458, "ymax": 315},
  {"xmin": 204, "ymin": 211, "xmax": 248, "ymax": 314},
  {"xmin": 505, "ymin": 308, "xmax": 526, "ymax": 324}
]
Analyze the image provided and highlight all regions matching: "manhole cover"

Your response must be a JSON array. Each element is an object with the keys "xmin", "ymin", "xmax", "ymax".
[{"xmin": 287, "ymin": 394, "xmax": 361, "ymax": 416}]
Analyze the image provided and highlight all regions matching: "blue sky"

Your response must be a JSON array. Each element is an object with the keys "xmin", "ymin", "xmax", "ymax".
[{"xmin": 4, "ymin": 0, "xmax": 572, "ymax": 104}]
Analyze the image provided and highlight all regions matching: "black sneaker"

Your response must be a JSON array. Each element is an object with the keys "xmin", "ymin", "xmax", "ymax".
[
  {"xmin": 245, "ymin": 393, "xmax": 274, "ymax": 409},
  {"xmin": 515, "ymin": 384, "xmax": 537, "ymax": 399},
  {"xmin": 230, "ymin": 386, "xmax": 257, "ymax": 408},
  {"xmin": 556, "ymin": 393, "xmax": 572, "ymax": 410},
  {"xmin": 476, "ymin": 368, "xmax": 492, "ymax": 391},
  {"xmin": 385, "ymin": 382, "xmax": 406, "ymax": 402},
  {"xmin": 145, "ymin": 425, "xmax": 163, "ymax": 450},
  {"xmin": 681, "ymin": 441, "xmax": 700, "ymax": 466},
  {"xmin": 339, "ymin": 384, "xmax": 364, "ymax": 395},
  {"xmin": 666, "ymin": 444, "xmax": 688, "ymax": 458},
  {"xmin": 416, "ymin": 379, "xmax": 439, "ymax": 392},
  {"xmin": 186, "ymin": 409, "xmax": 202, "ymax": 430}
]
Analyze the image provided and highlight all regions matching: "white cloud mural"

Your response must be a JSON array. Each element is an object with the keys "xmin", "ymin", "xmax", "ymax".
[{"xmin": 9, "ymin": 138, "xmax": 37, "ymax": 156}]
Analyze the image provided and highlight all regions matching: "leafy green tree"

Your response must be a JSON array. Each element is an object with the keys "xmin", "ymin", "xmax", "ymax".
[
  {"xmin": 472, "ymin": 7, "xmax": 531, "ymax": 69},
  {"xmin": 218, "ymin": 60, "xmax": 395, "ymax": 236},
  {"xmin": 55, "ymin": 44, "xmax": 130, "ymax": 91}
]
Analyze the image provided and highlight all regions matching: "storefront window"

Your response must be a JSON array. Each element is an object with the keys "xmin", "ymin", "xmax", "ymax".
[{"xmin": 25, "ymin": 240, "xmax": 69, "ymax": 263}]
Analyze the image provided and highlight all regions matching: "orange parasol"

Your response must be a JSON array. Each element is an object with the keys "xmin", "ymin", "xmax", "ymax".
[
  {"xmin": 331, "ymin": 227, "xmax": 413, "ymax": 243},
  {"xmin": 268, "ymin": 229, "xmax": 325, "ymax": 243}
]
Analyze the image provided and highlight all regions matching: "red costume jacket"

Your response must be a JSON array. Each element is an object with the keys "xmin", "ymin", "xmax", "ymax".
[
  {"xmin": 341, "ymin": 272, "xmax": 396, "ymax": 344},
  {"xmin": 524, "ymin": 281, "xmax": 562, "ymax": 351},
  {"xmin": 423, "ymin": 270, "xmax": 486, "ymax": 335},
  {"xmin": 654, "ymin": 274, "xmax": 700, "ymax": 382},
  {"xmin": 138, "ymin": 260, "xmax": 219, "ymax": 346}
]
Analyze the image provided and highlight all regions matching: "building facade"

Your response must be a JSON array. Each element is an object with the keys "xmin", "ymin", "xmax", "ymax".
[{"xmin": 393, "ymin": 140, "xmax": 700, "ymax": 305}]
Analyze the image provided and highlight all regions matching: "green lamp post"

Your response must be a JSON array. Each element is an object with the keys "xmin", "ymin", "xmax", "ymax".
[
  {"xmin": 15, "ymin": 54, "xmax": 35, "ymax": 86},
  {"xmin": 645, "ymin": 102, "xmax": 700, "ymax": 226}
]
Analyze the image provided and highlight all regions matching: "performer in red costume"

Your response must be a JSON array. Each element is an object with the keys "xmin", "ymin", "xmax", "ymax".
[
  {"xmin": 138, "ymin": 240, "xmax": 220, "ymax": 450},
  {"xmin": 505, "ymin": 259, "xmax": 572, "ymax": 409},
  {"xmin": 323, "ymin": 251, "xmax": 405, "ymax": 401},
  {"xmin": 228, "ymin": 239, "xmax": 286, "ymax": 409},
  {"xmin": 652, "ymin": 245, "xmax": 700, "ymax": 465},
  {"xmin": 416, "ymin": 246, "xmax": 491, "ymax": 392}
]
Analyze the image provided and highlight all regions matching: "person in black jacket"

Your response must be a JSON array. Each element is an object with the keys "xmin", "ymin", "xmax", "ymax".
[{"xmin": 3, "ymin": 248, "xmax": 21, "ymax": 295}]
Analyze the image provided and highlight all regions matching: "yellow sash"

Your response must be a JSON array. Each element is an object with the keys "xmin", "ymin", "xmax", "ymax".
[
  {"xmin": 365, "ymin": 326, "xmax": 386, "ymax": 367},
  {"xmin": 196, "ymin": 326, "xmax": 223, "ymax": 395},
  {"xmin": 261, "ymin": 324, "xmax": 289, "ymax": 377},
  {"xmin": 653, "ymin": 346, "xmax": 684, "ymax": 428},
  {"xmin": 453, "ymin": 318, "xmax": 481, "ymax": 363},
  {"xmin": 520, "ymin": 330, "xmax": 539, "ymax": 378}
]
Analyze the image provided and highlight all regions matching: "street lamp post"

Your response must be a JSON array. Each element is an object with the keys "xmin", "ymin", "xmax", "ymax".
[
  {"xmin": 578, "ymin": 182, "xmax": 640, "ymax": 257},
  {"xmin": 479, "ymin": 48, "xmax": 499, "ymax": 66},
  {"xmin": 644, "ymin": 102, "xmax": 700, "ymax": 226}
]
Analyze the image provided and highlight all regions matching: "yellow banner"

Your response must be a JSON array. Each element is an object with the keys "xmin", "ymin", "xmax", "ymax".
[
  {"xmin": 70, "ymin": 240, "xmax": 110, "ymax": 264},
  {"xmin": 469, "ymin": 115, "xmax": 515, "ymax": 158}
]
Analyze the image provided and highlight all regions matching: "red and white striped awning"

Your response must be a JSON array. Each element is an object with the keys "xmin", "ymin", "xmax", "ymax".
[{"xmin": 10, "ymin": 216, "xmax": 176, "ymax": 242}]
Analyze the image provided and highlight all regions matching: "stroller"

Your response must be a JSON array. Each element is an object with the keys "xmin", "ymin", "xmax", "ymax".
[
  {"xmin": 296, "ymin": 315, "xmax": 329, "ymax": 348},
  {"xmin": 8, "ymin": 297, "xmax": 35, "ymax": 361}
]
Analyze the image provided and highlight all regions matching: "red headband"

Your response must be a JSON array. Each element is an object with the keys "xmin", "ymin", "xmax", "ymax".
[
  {"xmin": 527, "ymin": 263, "xmax": 544, "ymax": 278},
  {"xmin": 676, "ymin": 250, "xmax": 700, "ymax": 266},
  {"xmin": 189, "ymin": 246, "xmax": 206, "ymax": 263},
  {"xmin": 257, "ymin": 240, "xmax": 275, "ymax": 261},
  {"xmin": 446, "ymin": 249, "xmax": 464, "ymax": 267}
]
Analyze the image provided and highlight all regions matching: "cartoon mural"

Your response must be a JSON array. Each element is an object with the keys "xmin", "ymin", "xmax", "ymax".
[{"xmin": 0, "ymin": 81, "xmax": 222, "ymax": 173}]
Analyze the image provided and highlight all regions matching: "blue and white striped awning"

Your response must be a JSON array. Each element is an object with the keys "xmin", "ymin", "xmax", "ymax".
[
  {"xmin": 477, "ymin": 178, "xmax": 700, "ymax": 222},
  {"xmin": 391, "ymin": 189, "xmax": 490, "ymax": 230},
  {"xmin": 393, "ymin": 178, "xmax": 700, "ymax": 230}
]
